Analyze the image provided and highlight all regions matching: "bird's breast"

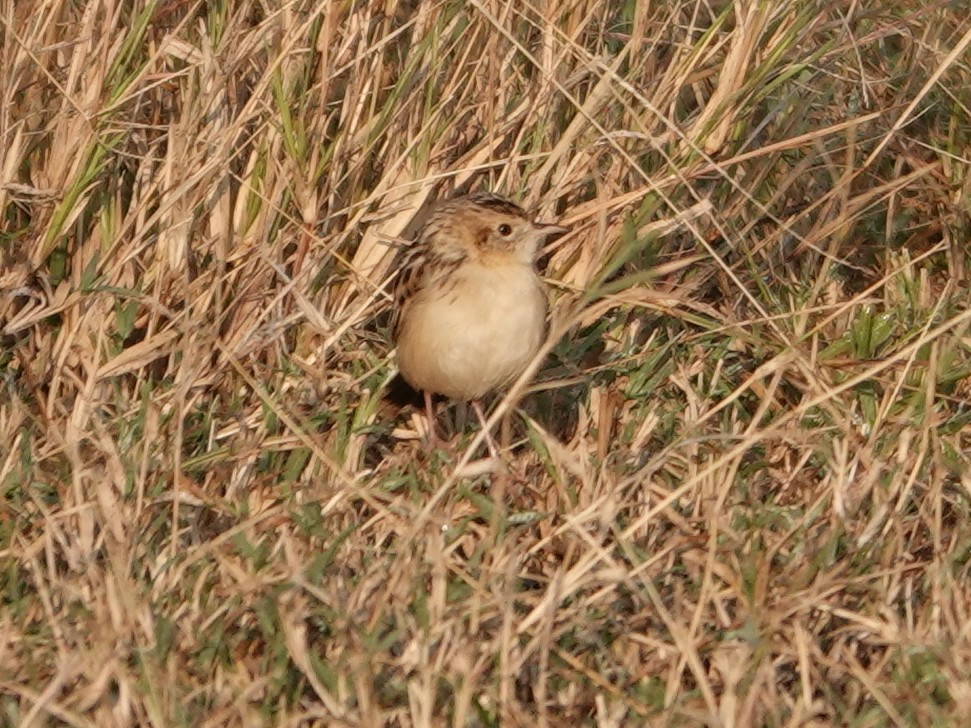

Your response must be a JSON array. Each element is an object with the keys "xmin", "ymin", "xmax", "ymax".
[{"xmin": 395, "ymin": 262, "xmax": 546, "ymax": 400}]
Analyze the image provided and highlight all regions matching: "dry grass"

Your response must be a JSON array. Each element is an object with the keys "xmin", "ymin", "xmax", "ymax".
[{"xmin": 3, "ymin": 0, "xmax": 971, "ymax": 725}]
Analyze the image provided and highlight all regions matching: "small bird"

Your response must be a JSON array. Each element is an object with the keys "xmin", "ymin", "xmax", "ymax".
[{"xmin": 392, "ymin": 191, "xmax": 567, "ymax": 447}]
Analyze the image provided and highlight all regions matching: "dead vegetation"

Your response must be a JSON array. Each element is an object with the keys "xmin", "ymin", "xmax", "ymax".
[{"xmin": 2, "ymin": 0, "xmax": 971, "ymax": 725}]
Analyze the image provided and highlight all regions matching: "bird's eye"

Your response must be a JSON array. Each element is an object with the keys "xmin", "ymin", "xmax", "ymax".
[{"xmin": 497, "ymin": 223, "xmax": 512, "ymax": 236}]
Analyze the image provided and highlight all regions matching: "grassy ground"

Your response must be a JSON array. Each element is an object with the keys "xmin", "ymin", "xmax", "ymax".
[{"xmin": 3, "ymin": 0, "xmax": 971, "ymax": 725}]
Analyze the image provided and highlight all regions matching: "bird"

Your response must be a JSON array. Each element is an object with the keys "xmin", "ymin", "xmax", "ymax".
[{"xmin": 391, "ymin": 191, "xmax": 567, "ymax": 449}]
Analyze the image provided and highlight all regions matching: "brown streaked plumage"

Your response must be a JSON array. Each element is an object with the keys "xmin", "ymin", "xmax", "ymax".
[{"xmin": 392, "ymin": 191, "xmax": 567, "ymax": 446}]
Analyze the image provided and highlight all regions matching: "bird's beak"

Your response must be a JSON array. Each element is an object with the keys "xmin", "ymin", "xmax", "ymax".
[{"xmin": 533, "ymin": 221, "xmax": 569, "ymax": 235}]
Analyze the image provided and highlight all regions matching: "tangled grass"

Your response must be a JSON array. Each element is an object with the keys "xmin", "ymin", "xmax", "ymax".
[{"xmin": 2, "ymin": 0, "xmax": 971, "ymax": 725}]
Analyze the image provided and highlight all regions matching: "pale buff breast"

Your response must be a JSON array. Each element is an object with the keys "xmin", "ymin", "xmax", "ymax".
[{"xmin": 395, "ymin": 262, "xmax": 546, "ymax": 400}]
